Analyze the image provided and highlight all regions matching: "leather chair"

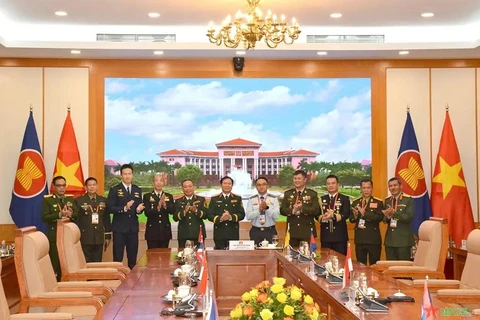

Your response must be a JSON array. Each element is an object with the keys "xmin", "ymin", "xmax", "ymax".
[
  {"xmin": 1, "ymin": 260, "xmax": 74, "ymax": 320},
  {"xmin": 372, "ymin": 217, "xmax": 448, "ymax": 280},
  {"xmin": 14, "ymin": 226, "xmax": 109, "ymax": 319},
  {"xmin": 412, "ymin": 229, "xmax": 480, "ymax": 309},
  {"xmin": 56, "ymin": 220, "xmax": 127, "ymax": 290}
]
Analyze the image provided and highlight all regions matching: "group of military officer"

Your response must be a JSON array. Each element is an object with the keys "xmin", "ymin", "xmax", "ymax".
[{"xmin": 42, "ymin": 164, "xmax": 414, "ymax": 278}]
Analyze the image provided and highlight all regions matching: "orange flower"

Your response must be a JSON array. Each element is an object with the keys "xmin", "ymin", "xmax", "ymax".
[
  {"xmin": 283, "ymin": 317, "xmax": 294, "ymax": 320},
  {"xmin": 243, "ymin": 305, "xmax": 254, "ymax": 317},
  {"xmin": 304, "ymin": 304, "xmax": 314, "ymax": 314},
  {"xmin": 255, "ymin": 280, "xmax": 271, "ymax": 289},
  {"xmin": 257, "ymin": 292, "xmax": 269, "ymax": 303}
]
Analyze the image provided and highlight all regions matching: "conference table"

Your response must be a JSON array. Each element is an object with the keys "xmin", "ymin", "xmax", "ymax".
[{"xmin": 94, "ymin": 248, "xmax": 479, "ymax": 320}]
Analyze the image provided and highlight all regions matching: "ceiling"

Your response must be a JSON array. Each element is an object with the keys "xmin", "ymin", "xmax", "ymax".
[{"xmin": 1, "ymin": 0, "xmax": 480, "ymax": 60}]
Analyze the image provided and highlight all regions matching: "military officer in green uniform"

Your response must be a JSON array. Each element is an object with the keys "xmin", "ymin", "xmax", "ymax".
[
  {"xmin": 349, "ymin": 179, "xmax": 384, "ymax": 265},
  {"xmin": 75, "ymin": 177, "xmax": 111, "ymax": 262},
  {"xmin": 207, "ymin": 176, "xmax": 246, "ymax": 250},
  {"xmin": 280, "ymin": 170, "xmax": 321, "ymax": 248},
  {"xmin": 174, "ymin": 179, "xmax": 207, "ymax": 248},
  {"xmin": 382, "ymin": 177, "xmax": 415, "ymax": 260},
  {"xmin": 41, "ymin": 175, "xmax": 78, "ymax": 281}
]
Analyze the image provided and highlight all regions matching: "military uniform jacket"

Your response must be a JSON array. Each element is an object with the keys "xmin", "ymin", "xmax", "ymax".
[
  {"xmin": 383, "ymin": 193, "xmax": 415, "ymax": 247},
  {"xmin": 41, "ymin": 194, "xmax": 78, "ymax": 242},
  {"xmin": 245, "ymin": 193, "xmax": 280, "ymax": 227},
  {"xmin": 173, "ymin": 195, "xmax": 207, "ymax": 240},
  {"xmin": 207, "ymin": 193, "xmax": 246, "ymax": 240},
  {"xmin": 280, "ymin": 188, "xmax": 320, "ymax": 239},
  {"xmin": 319, "ymin": 193, "xmax": 350, "ymax": 243},
  {"xmin": 75, "ymin": 193, "xmax": 111, "ymax": 245},
  {"xmin": 349, "ymin": 196, "xmax": 383, "ymax": 245},
  {"xmin": 143, "ymin": 190, "xmax": 175, "ymax": 241},
  {"xmin": 107, "ymin": 183, "xmax": 143, "ymax": 233}
]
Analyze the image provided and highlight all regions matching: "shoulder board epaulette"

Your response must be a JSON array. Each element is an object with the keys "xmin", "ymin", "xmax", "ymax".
[
  {"xmin": 65, "ymin": 194, "xmax": 74, "ymax": 197},
  {"xmin": 286, "ymin": 188, "xmax": 295, "ymax": 193},
  {"xmin": 306, "ymin": 188, "xmax": 318, "ymax": 194},
  {"xmin": 212, "ymin": 193, "xmax": 222, "ymax": 198},
  {"xmin": 373, "ymin": 197, "xmax": 383, "ymax": 201},
  {"xmin": 385, "ymin": 196, "xmax": 392, "ymax": 200},
  {"xmin": 44, "ymin": 194, "xmax": 53, "ymax": 198},
  {"xmin": 248, "ymin": 195, "xmax": 257, "ymax": 199},
  {"xmin": 266, "ymin": 193, "xmax": 277, "ymax": 198},
  {"xmin": 231, "ymin": 192, "xmax": 240, "ymax": 197},
  {"xmin": 353, "ymin": 196, "xmax": 362, "ymax": 201},
  {"xmin": 402, "ymin": 194, "xmax": 411, "ymax": 198}
]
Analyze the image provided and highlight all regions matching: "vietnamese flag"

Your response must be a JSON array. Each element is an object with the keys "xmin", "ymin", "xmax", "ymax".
[
  {"xmin": 431, "ymin": 111, "xmax": 475, "ymax": 247},
  {"xmin": 51, "ymin": 110, "xmax": 85, "ymax": 198}
]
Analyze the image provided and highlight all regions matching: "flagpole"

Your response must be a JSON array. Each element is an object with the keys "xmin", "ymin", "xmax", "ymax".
[
  {"xmin": 445, "ymin": 104, "xmax": 449, "ymax": 112},
  {"xmin": 406, "ymin": 104, "xmax": 410, "ymax": 113}
]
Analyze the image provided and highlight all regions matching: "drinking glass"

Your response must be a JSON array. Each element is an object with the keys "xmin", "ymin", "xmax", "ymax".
[
  {"xmin": 185, "ymin": 240, "xmax": 194, "ymax": 249},
  {"xmin": 271, "ymin": 235, "xmax": 279, "ymax": 247}
]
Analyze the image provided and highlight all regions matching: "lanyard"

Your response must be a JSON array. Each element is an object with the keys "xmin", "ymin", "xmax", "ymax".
[{"xmin": 360, "ymin": 197, "xmax": 369, "ymax": 212}]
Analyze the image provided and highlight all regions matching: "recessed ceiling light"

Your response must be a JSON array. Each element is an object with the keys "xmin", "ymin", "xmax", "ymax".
[
  {"xmin": 330, "ymin": 13, "xmax": 342, "ymax": 19},
  {"xmin": 399, "ymin": 51, "xmax": 409, "ymax": 55},
  {"xmin": 148, "ymin": 12, "xmax": 161, "ymax": 18},
  {"xmin": 153, "ymin": 51, "xmax": 164, "ymax": 55},
  {"xmin": 317, "ymin": 51, "xmax": 328, "ymax": 56},
  {"xmin": 421, "ymin": 12, "xmax": 434, "ymax": 18},
  {"xmin": 236, "ymin": 51, "xmax": 246, "ymax": 55},
  {"xmin": 70, "ymin": 50, "xmax": 81, "ymax": 54},
  {"xmin": 55, "ymin": 11, "xmax": 68, "ymax": 16}
]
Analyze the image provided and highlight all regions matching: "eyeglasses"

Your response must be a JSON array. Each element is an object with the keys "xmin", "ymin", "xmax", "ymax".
[{"xmin": 54, "ymin": 184, "xmax": 66, "ymax": 187}]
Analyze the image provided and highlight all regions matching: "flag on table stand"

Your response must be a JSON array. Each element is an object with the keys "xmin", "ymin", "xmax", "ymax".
[
  {"xmin": 284, "ymin": 223, "xmax": 290, "ymax": 249},
  {"xmin": 342, "ymin": 243, "xmax": 353, "ymax": 289},
  {"xmin": 421, "ymin": 276, "xmax": 438, "ymax": 320},
  {"xmin": 310, "ymin": 228, "xmax": 317, "ymax": 253},
  {"xmin": 431, "ymin": 110, "xmax": 475, "ymax": 247},
  {"xmin": 196, "ymin": 225, "xmax": 204, "ymax": 263},
  {"xmin": 395, "ymin": 111, "xmax": 432, "ymax": 236},
  {"xmin": 51, "ymin": 109, "xmax": 85, "ymax": 198},
  {"xmin": 198, "ymin": 254, "xmax": 208, "ymax": 295},
  {"xmin": 9, "ymin": 110, "xmax": 48, "ymax": 233}
]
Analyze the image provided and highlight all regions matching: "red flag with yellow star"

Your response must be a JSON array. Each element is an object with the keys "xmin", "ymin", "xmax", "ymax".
[
  {"xmin": 51, "ymin": 110, "xmax": 85, "ymax": 198},
  {"xmin": 431, "ymin": 111, "xmax": 475, "ymax": 247}
]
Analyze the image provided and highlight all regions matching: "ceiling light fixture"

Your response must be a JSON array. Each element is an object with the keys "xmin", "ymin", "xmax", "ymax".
[
  {"xmin": 330, "ymin": 13, "xmax": 342, "ymax": 18},
  {"xmin": 70, "ymin": 50, "xmax": 81, "ymax": 54},
  {"xmin": 421, "ymin": 12, "xmax": 434, "ymax": 18},
  {"xmin": 153, "ymin": 51, "xmax": 164, "ymax": 55},
  {"xmin": 148, "ymin": 12, "xmax": 161, "ymax": 18},
  {"xmin": 55, "ymin": 11, "xmax": 68, "ymax": 16},
  {"xmin": 207, "ymin": 0, "xmax": 300, "ymax": 49},
  {"xmin": 317, "ymin": 51, "xmax": 328, "ymax": 56},
  {"xmin": 399, "ymin": 51, "xmax": 409, "ymax": 55}
]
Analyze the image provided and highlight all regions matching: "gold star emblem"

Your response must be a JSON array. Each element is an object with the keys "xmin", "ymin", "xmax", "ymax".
[
  {"xmin": 53, "ymin": 158, "xmax": 83, "ymax": 188},
  {"xmin": 432, "ymin": 157, "xmax": 465, "ymax": 199}
]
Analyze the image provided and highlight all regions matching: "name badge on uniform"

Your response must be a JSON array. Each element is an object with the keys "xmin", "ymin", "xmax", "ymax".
[
  {"xmin": 358, "ymin": 218, "xmax": 366, "ymax": 228},
  {"xmin": 92, "ymin": 213, "xmax": 99, "ymax": 225},
  {"xmin": 390, "ymin": 219, "xmax": 397, "ymax": 228}
]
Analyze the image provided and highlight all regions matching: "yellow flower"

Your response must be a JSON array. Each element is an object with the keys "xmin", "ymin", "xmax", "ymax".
[
  {"xmin": 284, "ymin": 305, "xmax": 295, "ymax": 316},
  {"xmin": 230, "ymin": 306, "xmax": 242, "ymax": 319},
  {"xmin": 310, "ymin": 308, "xmax": 319, "ymax": 320},
  {"xmin": 273, "ymin": 277, "xmax": 286, "ymax": 286},
  {"xmin": 249, "ymin": 288, "xmax": 259, "ymax": 297},
  {"xmin": 268, "ymin": 297, "xmax": 273, "ymax": 304},
  {"xmin": 290, "ymin": 287, "xmax": 303, "ymax": 301},
  {"xmin": 260, "ymin": 309, "xmax": 274, "ymax": 320},
  {"xmin": 304, "ymin": 294, "xmax": 314, "ymax": 304},
  {"xmin": 241, "ymin": 292, "xmax": 251, "ymax": 301},
  {"xmin": 271, "ymin": 284, "xmax": 284, "ymax": 293},
  {"xmin": 277, "ymin": 292, "xmax": 287, "ymax": 303}
]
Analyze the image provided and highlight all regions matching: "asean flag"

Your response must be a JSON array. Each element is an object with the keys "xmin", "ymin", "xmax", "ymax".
[
  {"xmin": 431, "ymin": 111, "xmax": 474, "ymax": 247},
  {"xmin": 9, "ymin": 111, "xmax": 48, "ymax": 233},
  {"xmin": 395, "ymin": 111, "xmax": 432, "ymax": 236},
  {"xmin": 51, "ymin": 110, "xmax": 85, "ymax": 197}
]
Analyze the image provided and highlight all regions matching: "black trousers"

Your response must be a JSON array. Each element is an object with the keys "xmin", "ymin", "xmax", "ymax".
[
  {"xmin": 354, "ymin": 244, "xmax": 381, "ymax": 265},
  {"xmin": 385, "ymin": 246, "xmax": 412, "ymax": 260},
  {"xmin": 249, "ymin": 226, "xmax": 277, "ymax": 245},
  {"xmin": 214, "ymin": 239, "xmax": 231, "ymax": 250},
  {"xmin": 321, "ymin": 241, "xmax": 347, "ymax": 256},
  {"xmin": 49, "ymin": 241, "xmax": 61, "ymax": 282},
  {"xmin": 82, "ymin": 244, "xmax": 103, "ymax": 263},
  {"xmin": 147, "ymin": 240, "xmax": 170, "ymax": 249},
  {"xmin": 178, "ymin": 238, "xmax": 199, "ymax": 248},
  {"xmin": 289, "ymin": 238, "xmax": 309, "ymax": 248},
  {"xmin": 113, "ymin": 231, "xmax": 138, "ymax": 270}
]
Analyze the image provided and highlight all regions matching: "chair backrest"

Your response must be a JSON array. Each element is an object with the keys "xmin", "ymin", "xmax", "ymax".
[
  {"xmin": 0, "ymin": 261, "xmax": 11, "ymax": 320},
  {"xmin": 413, "ymin": 217, "xmax": 448, "ymax": 272},
  {"xmin": 14, "ymin": 227, "xmax": 58, "ymax": 299},
  {"xmin": 460, "ymin": 229, "xmax": 480, "ymax": 288},
  {"xmin": 57, "ymin": 220, "xmax": 87, "ymax": 277}
]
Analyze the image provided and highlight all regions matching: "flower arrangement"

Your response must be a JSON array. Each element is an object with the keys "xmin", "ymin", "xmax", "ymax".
[{"xmin": 229, "ymin": 277, "xmax": 326, "ymax": 320}]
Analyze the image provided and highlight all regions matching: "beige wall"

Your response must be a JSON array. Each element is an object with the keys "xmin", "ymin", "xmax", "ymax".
[
  {"xmin": 0, "ymin": 67, "xmax": 89, "ymax": 224},
  {"xmin": 386, "ymin": 67, "xmax": 479, "ymax": 222}
]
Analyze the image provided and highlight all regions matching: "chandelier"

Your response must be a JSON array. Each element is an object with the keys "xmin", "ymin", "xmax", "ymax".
[{"xmin": 206, "ymin": 0, "xmax": 301, "ymax": 49}]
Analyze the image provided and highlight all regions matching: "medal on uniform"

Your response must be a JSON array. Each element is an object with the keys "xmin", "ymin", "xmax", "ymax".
[
  {"xmin": 390, "ymin": 219, "xmax": 397, "ymax": 228},
  {"xmin": 358, "ymin": 218, "xmax": 366, "ymax": 228}
]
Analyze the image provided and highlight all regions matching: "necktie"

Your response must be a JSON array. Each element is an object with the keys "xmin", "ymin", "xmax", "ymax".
[
  {"xmin": 260, "ymin": 196, "xmax": 265, "ymax": 201},
  {"xmin": 91, "ymin": 198, "xmax": 96, "ymax": 203},
  {"xmin": 225, "ymin": 195, "xmax": 228, "ymax": 200},
  {"xmin": 126, "ymin": 186, "xmax": 130, "ymax": 195},
  {"xmin": 260, "ymin": 196, "xmax": 265, "ymax": 214}
]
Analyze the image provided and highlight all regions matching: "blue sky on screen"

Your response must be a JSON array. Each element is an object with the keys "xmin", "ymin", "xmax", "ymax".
[{"xmin": 105, "ymin": 78, "xmax": 371, "ymax": 163}]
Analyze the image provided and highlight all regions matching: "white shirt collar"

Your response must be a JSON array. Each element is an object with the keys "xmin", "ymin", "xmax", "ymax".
[{"xmin": 122, "ymin": 182, "xmax": 131, "ymax": 190}]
